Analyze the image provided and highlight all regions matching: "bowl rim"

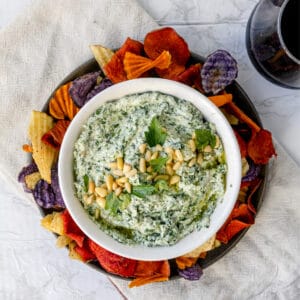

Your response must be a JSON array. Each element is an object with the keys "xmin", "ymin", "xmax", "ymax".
[{"xmin": 58, "ymin": 77, "xmax": 242, "ymax": 261}]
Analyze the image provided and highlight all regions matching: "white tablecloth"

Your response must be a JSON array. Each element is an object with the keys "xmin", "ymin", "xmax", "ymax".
[{"xmin": 1, "ymin": 0, "xmax": 300, "ymax": 299}]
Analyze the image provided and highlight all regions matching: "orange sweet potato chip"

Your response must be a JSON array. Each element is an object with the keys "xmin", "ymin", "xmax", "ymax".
[
  {"xmin": 173, "ymin": 64, "xmax": 201, "ymax": 86},
  {"xmin": 22, "ymin": 144, "xmax": 33, "ymax": 153},
  {"xmin": 234, "ymin": 130, "xmax": 248, "ymax": 158},
  {"xmin": 248, "ymin": 129, "xmax": 276, "ymax": 164},
  {"xmin": 129, "ymin": 274, "xmax": 169, "ymax": 288},
  {"xmin": 41, "ymin": 120, "xmax": 70, "ymax": 150},
  {"xmin": 49, "ymin": 82, "xmax": 80, "ymax": 120},
  {"xmin": 175, "ymin": 256, "xmax": 198, "ymax": 270},
  {"xmin": 225, "ymin": 219, "xmax": 252, "ymax": 241},
  {"xmin": 104, "ymin": 37, "xmax": 144, "ymax": 83},
  {"xmin": 124, "ymin": 50, "xmax": 171, "ymax": 79}
]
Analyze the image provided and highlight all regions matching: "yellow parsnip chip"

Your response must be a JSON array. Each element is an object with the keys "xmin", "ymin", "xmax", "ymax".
[
  {"xmin": 24, "ymin": 172, "xmax": 41, "ymax": 190},
  {"xmin": 56, "ymin": 235, "xmax": 72, "ymax": 248},
  {"xmin": 41, "ymin": 211, "xmax": 64, "ymax": 235},
  {"xmin": 89, "ymin": 45, "xmax": 115, "ymax": 74},
  {"xmin": 28, "ymin": 111, "xmax": 58, "ymax": 183},
  {"xmin": 182, "ymin": 234, "xmax": 216, "ymax": 258}
]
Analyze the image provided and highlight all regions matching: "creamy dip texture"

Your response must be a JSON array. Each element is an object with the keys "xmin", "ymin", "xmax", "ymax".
[{"xmin": 73, "ymin": 92, "xmax": 226, "ymax": 246}]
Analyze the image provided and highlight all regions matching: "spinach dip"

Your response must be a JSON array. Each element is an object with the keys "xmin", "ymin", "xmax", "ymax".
[{"xmin": 73, "ymin": 91, "xmax": 226, "ymax": 247}]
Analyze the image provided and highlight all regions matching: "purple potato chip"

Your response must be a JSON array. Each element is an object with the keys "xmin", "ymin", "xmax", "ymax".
[
  {"xmin": 51, "ymin": 163, "xmax": 65, "ymax": 208},
  {"xmin": 242, "ymin": 160, "xmax": 261, "ymax": 182},
  {"xmin": 69, "ymin": 71, "xmax": 101, "ymax": 107},
  {"xmin": 33, "ymin": 179, "xmax": 56, "ymax": 209},
  {"xmin": 178, "ymin": 264, "xmax": 203, "ymax": 280},
  {"xmin": 201, "ymin": 50, "xmax": 238, "ymax": 95},
  {"xmin": 18, "ymin": 162, "xmax": 39, "ymax": 192},
  {"xmin": 86, "ymin": 78, "xmax": 113, "ymax": 101}
]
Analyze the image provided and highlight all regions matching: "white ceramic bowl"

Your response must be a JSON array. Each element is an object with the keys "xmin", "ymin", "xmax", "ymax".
[{"xmin": 59, "ymin": 78, "xmax": 241, "ymax": 261}]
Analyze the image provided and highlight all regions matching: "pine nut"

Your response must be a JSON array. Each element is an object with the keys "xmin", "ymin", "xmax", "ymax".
[
  {"xmin": 116, "ymin": 176, "xmax": 128, "ymax": 184},
  {"xmin": 167, "ymin": 154, "xmax": 173, "ymax": 164},
  {"xmin": 117, "ymin": 157, "xmax": 124, "ymax": 170},
  {"xmin": 166, "ymin": 164, "xmax": 174, "ymax": 175},
  {"xmin": 96, "ymin": 197, "xmax": 106, "ymax": 208},
  {"xmin": 109, "ymin": 162, "xmax": 118, "ymax": 169},
  {"xmin": 139, "ymin": 143, "xmax": 147, "ymax": 154},
  {"xmin": 164, "ymin": 147, "xmax": 174, "ymax": 155},
  {"xmin": 188, "ymin": 158, "xmax": 196, "ymax": 167},
  {"xmin": 192, "ymin": 132, "xmax": 196, "ymax": 139},
  {"xmin": 100, "ymin": 183, "xmax": 107, "ymax": 189},
  {"xmin": 146, "ymin": 174, "xmax": 154, "ymax": 181},
  {"xmin": 145, "ymin": 150, "xmax": 152, "ymax": 162},
  {"xmin": 125, "ymin": 182, "xmax": 132, "ymax": 193},
  {"xmin": 175, "ymin": 149, "xmax": 183, "ymax": 162},
  {"xmin": 155, "ymin": 144, "xmax": 163, "ymax": 152},
  {"xmin": 106, "ymin": 175, "xmax": 114, "ymax": 192},
  {"xmin": 112, "ymin": 182, "xmax": 118, "ymax": 191},
  {"xmin": 115, "ymin": 187, "xmax": 122, "ymax": 196},
  {"xmin": 173, "ymin": 161, "xmax": 182, "ymax": 171},
  {"xmin": 125, "ymin": 168, "xmax": 137, "ymax": 178},
  {"xmin": 150, "ymin": 151, "xmax": 159, "ymax": 160},
  {"xmin": 154, "ymin": 174, "xmax": 169, "ymax": 181},
  {"xmin": 197, "ymin": 153, "xmax": 203, "ymax": 165},
  {"xmin": 85, "ymin": 194, "xmax": 95, "ymax": 205},
  {"xmin": 94, "ymin": 208, "xmax": 100, "ymax": 219},
  {"xmin": 112, "ymin": 169, "xmax": 123, "ymax": 177},
  {"xmin": 147, "ymin": 166, "xmax": 153, "ymax": 173},
  {"xmin": 215, "ymin": 135, "xmax": 220, "ymax": 148},
  {"xmin": 188, "ymin": 139, "xmax": 196, "ymax": 152},
  {"xmin": 139, "ymin": 158, "xmax": 146, "ymax": 173},
  {"xmin": 123, "ymin": 163, "xmax": 131, "ymax": 173},
  {"xmin": 95, "ymin": 187, "xmax": 108, "ymax": 198},
  {"xmin": 204, "ymin": 145, "xmax": 212, "ymax": 153},
  {"xmin": 88, "ymin": 181, "xmax": 95, "ymax": 194},
  {"xmin": 170, "ymin": 175, "xmax": 180, "ymax": 185}
]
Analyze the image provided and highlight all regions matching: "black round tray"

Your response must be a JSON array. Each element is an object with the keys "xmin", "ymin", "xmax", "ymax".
[{"xmin": 41, "ymin": 53, "xmax": 268, "ymax": 280}]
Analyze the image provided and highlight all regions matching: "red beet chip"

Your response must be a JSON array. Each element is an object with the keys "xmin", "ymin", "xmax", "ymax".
[
  {"xmin": 61, "ymin": 210, "xmax": 85, "ymax": 247},
  {"xmin": 88, "ymin": 239, "xmax": 137, "ymax": 277},
  {"xmin": 248, "ymin": 129, "xmax": 277, "ymax": 164},
  {"xmin": 74, "ymin": 239, "xmax": 96, "ymax": 262}
]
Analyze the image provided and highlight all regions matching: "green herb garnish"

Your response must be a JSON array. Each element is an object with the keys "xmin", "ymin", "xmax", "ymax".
[
  {"xmin": 194, "ymin": 129, "xmax": 216, "ymax": 150},
  {"xmin": 149, "ymin": 157, "xmax": 168, "ymax": 172},
  {"xmin": 145, "ymin": 117, "xmax": 167, "ymax": 147},
  {"xmin": 132, "ymin": 184, "xmax": 156, "ymax": 198},
  {"xmin": 105, "ymin": 192, "xmax": 132, "ymax": 214},
  {"xmin": 83, "ymin": 174, "xmax": 89, "ymax": 193},
  {"xmin": 155, "ymin": 179, "xmax": 169, "ymax": 192}
]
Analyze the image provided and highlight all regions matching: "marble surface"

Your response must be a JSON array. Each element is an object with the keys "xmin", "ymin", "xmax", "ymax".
[{"xmin": 1, "ymin": 0, "xmax": 299, "ymax": 299}]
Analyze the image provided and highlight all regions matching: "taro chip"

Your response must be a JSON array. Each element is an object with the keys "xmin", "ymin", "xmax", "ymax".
[
  {"xmin": 41, "ymin": 120, "xmax": 70, "ymax": 150},
  {"xmin": 40, "ymin": 211, "xmax": 64, "ymax": 235},
  {"xmin": 18, "ymin": 162, "xmax": 39, "ymax": 192},
  {"xmin": 28, "ymin": 111, "xmax": 58, "ymax": 183},
  {"xmin": 86, "ymin": 78, "xmax": 113, "ymax": 101},
  {"xmin": 33, "ymin": 179, "xmax": 56, "ymax": 209},
  {"xmin": 178, "ymin": 264, "xmax": 203, "ymax": 281},
  {"xmin": 89, "ymin": 45, "xmax": 115, "ymax": 75},
  {"xmin": 88, "ymin": 239, "xmax": 137, "ymax": 277},
  {"xmin": 69, "ymin": 71, "xmax": 101, "ymax": 108},
  {"xmin": 24, "ymin": 172, "xmax": 41, "ymax": 191},
  {"xmin": 201, "ymin": 49, "xmax": 238, "ymax": 94}
]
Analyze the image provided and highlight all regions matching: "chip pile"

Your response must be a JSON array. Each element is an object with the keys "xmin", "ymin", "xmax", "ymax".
[{"xmin": 18, "ymin": 27, "xmax": 276, "ymax": 287}]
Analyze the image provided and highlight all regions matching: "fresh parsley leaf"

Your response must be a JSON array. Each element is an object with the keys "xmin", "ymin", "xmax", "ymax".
[
  {"xmin": 105, "ymin": 192, "xmax": 120, "ymax": 214},
  {"xmin": 145, "ymin": 117, "xmax": 167, "ymax": 147},
  {"xmin": 155, "ymin": 179, "xmax": 169, "ymax": 192},
  {"xmin": 119, "ymin": 193, "xmax": 131, "ymax": 210},
  {"xmin": 194, "ymin": 129, "xmax": 216, "ymax": 150},
  {"xmin": 83, "ymin": 174, "xmax": 89, "ymax": 193},
  {"xmin": 132, "ymin": 184, "xmax": 156, "ymax": 198},
  {"xmin": 149, "ymin": 157, "xmax": 168, "ymax": 172}
]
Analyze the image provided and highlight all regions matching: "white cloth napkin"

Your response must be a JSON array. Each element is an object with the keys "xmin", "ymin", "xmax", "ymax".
[{"xmin": 1, "ymin": 0, "xmax": 299, "ymax": 299}]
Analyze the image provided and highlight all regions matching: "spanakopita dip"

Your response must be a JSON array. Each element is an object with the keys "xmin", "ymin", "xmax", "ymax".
[{"xmin": 73, "ymin": 91, "xmax": 226, "ymax": 246}]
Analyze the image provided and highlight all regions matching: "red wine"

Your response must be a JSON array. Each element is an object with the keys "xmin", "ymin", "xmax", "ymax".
[{"xmin": 280, "ymin": 0, "xmax": 300, "ymax": 60}]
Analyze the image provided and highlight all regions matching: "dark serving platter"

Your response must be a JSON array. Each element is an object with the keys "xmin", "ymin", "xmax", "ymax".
[{"xmin": 40, "ymin": 52, "xmax": 268, "ymax": 279}]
